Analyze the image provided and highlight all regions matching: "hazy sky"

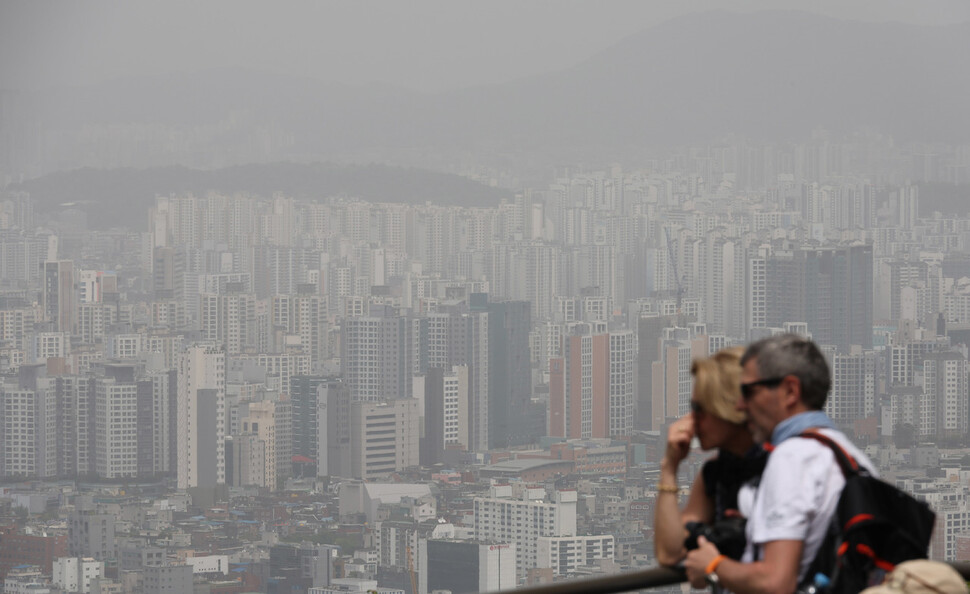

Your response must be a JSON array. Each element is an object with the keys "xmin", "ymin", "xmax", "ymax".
[{"xmin": 2, "ymin": 0, "xmax": 968, "ymax": 93}]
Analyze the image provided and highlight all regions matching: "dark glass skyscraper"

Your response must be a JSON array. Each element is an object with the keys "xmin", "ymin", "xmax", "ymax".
[
  {"xmin": 471, "ymin": 294, "xmax": 539, "ymax": 448},
  {"xmin": 289, "ymin": 375, "xmax": 342, "ymax": 474},
  {"xmin": 765, "ymin": 242, "xmax": 872, "ymax": 351}
]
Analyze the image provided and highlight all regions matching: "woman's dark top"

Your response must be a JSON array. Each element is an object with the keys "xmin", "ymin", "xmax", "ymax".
[{"xmin": 702, "ymin": 446, "xmax": 768, "ymax": 520}]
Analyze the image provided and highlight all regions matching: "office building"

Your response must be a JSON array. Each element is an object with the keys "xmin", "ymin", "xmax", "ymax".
[
  {"xmin": 349, "ymin": 399, "xmax": 419, "ymax": 480},
  {"xmin": 420, "ymin": 540, "xmax": 516, "ymax": 594}
]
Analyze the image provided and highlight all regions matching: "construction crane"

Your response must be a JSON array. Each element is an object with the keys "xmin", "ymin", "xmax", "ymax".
[
  {"xmin": 406, "ymin": 545, "xmax": 418, "ymax": 594},
  {"xmin": 663, "ymin": 225, "xmax": 686, "ymax": 314}
]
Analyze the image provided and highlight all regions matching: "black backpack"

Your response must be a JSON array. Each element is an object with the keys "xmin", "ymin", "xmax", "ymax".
[{"xmin": 797, "ymin": 430, "xmax": 936, "ymax": 593}]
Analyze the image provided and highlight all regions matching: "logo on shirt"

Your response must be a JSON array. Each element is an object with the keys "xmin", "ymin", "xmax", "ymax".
[{"xmin": 766, "ymin": 510, "xmax": 786, "ymax": 528}]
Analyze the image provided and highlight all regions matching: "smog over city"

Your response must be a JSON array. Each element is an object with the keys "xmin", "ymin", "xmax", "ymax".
[{"xmin": 0, "ymin": 1, "xmax": 969, "ymax": 592}]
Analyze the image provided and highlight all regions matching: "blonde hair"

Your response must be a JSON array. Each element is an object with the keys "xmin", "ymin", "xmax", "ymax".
[{"xmin": 691, "ymin": 346, "xmax": 746, "ymax": 425}]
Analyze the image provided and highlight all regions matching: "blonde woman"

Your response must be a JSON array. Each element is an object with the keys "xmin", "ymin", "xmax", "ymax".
[{"xmin": 654, "ymin": 347, "xmax": 766, "ymax": 567}]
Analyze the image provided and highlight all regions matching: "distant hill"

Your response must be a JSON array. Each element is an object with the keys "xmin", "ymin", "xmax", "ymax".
[
  {"xmin": 2, "ymin": 10, "xmax": 969, "ymax": 173},
  {"xmin": 11, "ymin": 162, "xmax": 512, "ymax": 230},
  {"xmin": 453, "ymin": 10, "xmax": 970, "ymax": 147}
]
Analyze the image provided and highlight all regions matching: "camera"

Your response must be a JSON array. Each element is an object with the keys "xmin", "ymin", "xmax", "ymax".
[{"xmin": 684, "ymin": 517, "xmax": 747, "ymax": 560}]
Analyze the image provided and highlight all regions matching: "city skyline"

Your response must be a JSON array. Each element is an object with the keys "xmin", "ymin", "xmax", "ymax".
[{"xmin": 1, "ymin": 4, "xmax": 969, "ymax": 593}]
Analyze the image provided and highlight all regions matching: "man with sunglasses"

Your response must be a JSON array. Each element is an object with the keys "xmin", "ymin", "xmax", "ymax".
[{"xmin": 684, "ymin": 334, "xmax": 875, "ymax": 593}]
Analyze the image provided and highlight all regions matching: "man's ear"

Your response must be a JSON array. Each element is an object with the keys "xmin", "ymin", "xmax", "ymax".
[{"xmin": 782, "ymin": 375, "xmax": 802, "ymax": 409}]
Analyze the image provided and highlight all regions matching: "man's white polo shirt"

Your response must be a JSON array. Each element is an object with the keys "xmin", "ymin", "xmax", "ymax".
[{"xmin": 739, "ymin": 428, "xmax": 877, "ymax": 581}]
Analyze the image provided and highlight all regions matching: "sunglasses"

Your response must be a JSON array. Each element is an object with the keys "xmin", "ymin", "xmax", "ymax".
[{"xmin": 740, "ymin": 377, "xmax": 786, "ymax": 400}]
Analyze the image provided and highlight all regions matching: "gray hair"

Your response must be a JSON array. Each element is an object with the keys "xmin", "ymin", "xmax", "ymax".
[{"xmin": 741, "ymin": 334, "xmax": 831, "ymax": 410}]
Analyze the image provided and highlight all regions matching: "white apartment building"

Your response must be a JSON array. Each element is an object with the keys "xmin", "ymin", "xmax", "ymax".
[
  {"xmin": 106, "ymin": 333, "xmax": 143, "ymax": 360},
  {"xmin": 932, "ymin": 505, "xmax": 970, "ymax": 562},
  {"xmin": 31, "ymin": 331, "xmax": 68, "ymax": 363},
  {"xmin": 53, "ymin": 557, "xmax": 103, "ymax": 594},
  {"xmin": 77, "ymin": 303, "xmax": 112, "ymax": 345},
  {"xmin": 827, "ymin": 349, "xmax": 877, "ymax": 424},
  {"xmin": 608, "ymin": 330, "xmax": 636, "ymax": 438},
  {"xmin": 442, "ymin": 366, "xmax": 467, "ymax": 449},
  {"xmin": 0, "ymin": 381, "xmax": 56, "ymax": 478},
  {"xmin": 922, "ymin": 353, "xmax": 968, "ymax": 439},
  {"xmin": 95, "ymin": 378, "xmax": 138, "ymax": 479},
  {"xmin": 473, "ymin": 485, "xmax": 577, "ymax": 577},
  {"xmin": 0, "ymin": 308, "xmax": 38, "ymax": 350},
  {"xmin": 536, "ymin": 535, "xmax": 615, "ymax": 576}
]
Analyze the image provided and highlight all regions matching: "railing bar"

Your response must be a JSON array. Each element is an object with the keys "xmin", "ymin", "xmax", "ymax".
[
  {"xmin": 489, "ymin": 566, "xmax": 686, "ymax": 594},
  {"xmin": 489, "ymin": 562, "xmax": 970, "ymax": 594}
]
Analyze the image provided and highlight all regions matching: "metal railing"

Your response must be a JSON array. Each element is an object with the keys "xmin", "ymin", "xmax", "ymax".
[{"xmin": 495, "ymin": 563, "xmax": 970, "ymax": 594}]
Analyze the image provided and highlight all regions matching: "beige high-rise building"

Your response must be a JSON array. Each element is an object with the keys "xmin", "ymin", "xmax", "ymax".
[
  {"xmin": 177, "ymin": 344, "xmax": 225, "ymax": 490},
  {"xmin": 237, "ymin": 400, "xmax": 292, "ymax": 489}
]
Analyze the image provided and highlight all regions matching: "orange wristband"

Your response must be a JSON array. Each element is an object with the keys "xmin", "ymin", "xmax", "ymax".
[{"xmin": 705, "ymin": 554, "xmax": 727, "ymax": 575}]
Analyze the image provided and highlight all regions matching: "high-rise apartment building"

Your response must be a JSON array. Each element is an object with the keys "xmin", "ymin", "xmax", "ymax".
[
  {"xmin": 419, "ymin": 366, "xmax": 468, "ymax": 465},
  {"xmin": 94, "ymin": 367, "xmax": 139, "ymax": 479},
  {"xmin": 608, "ymin": 329, "xmax": 637, "ymax": 437},
  {"xmin": 317, "ymin": 379, "xmax": 352, "ymax": 478},
  {"xmin": 922, "ymin": 352, "xmax": 968, "ymax": 440},
  {"xmin": 0, "ymin": 382, "xmax": 56, "ymax": 478},
  {"xmin": 764, "ymin": 242, "xmax": 873, "ymax": 351},
  {"xmin": 424, "ymin": 302, "xmax": 490, "ymax": 450},
  {"xmin": 144, "ymin": 369, "xmax": 177, "ymax": 475},
  {"xmin": 549, "ymin": 322, "xmax": 637, "ymax": 439},
  {"xmin": 654, "ymin": 327, "xmax": 709, "ymax": 424},
  {"xmin": 177, "ymin": 344, "xmax": 226, "ymax": 490},
  {"xmin": 341, "ymin": 305, "xmax": 422, "ymax": 403},
  {"xmin": 827, "ymin": 349, "xmax": 878, "ymax": 427},
  {"xmin": 549, "ymin": 322, "xmax": 608, "ymax": 440},
  {"xmin": 237, "ymin": 399, "xmax": 292, "ymax": 489},
  {"xmin": 290, "ymin": 375, "xmax": 341, "ymax": 470},
  {"xmin": 42, "ymin": 260, "xmax": 75, "ymax": 333},
  {"xmin": 200, "ymin": 282, "xmax": 257, "ymax": 356},
  {"xmin": 226, "ymin": 434, "xmax": 266, "ymax": 487}
]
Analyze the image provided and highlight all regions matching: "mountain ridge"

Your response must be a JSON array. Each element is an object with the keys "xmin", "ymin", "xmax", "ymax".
[{"xmin": 10, "ymin": 162, "xmax": 513, "ymax": 230}]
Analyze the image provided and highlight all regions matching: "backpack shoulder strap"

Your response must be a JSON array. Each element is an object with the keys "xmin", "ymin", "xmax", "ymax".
[{"xmin": 797, "ymin": 429, "xmax": 862, "ymax": 478}]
